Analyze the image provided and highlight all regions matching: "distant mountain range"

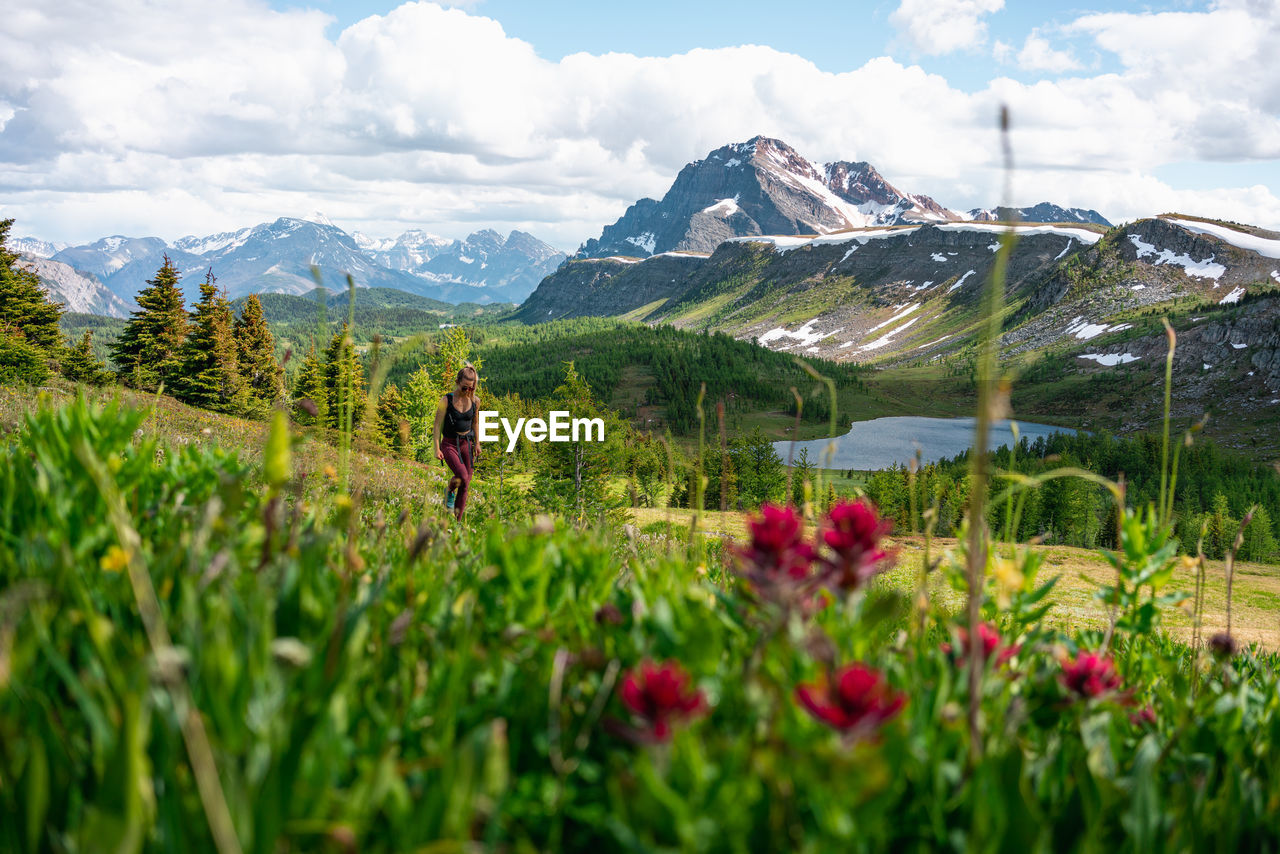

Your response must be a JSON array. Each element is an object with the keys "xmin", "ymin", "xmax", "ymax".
[
  {"xmin": 10, "ymin": 214, "xmax": 567, "ymax": 316},
  {"xmin": 575, "ymin": 136, "xmax": 1110, "ymax": 259}
]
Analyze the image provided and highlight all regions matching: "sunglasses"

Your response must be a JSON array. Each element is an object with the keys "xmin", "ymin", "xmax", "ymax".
[{"xmin": 459, "ymin": 383, "xmax": 475, "ymax": 391}]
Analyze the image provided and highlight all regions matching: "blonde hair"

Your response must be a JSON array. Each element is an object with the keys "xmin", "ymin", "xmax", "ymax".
[{"xmin": 455, "ymin": 364, "xmax": 477, "ymax": 389}]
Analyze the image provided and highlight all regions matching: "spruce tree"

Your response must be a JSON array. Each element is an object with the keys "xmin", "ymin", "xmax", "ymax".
[
  {"xmin": 376, "ymin": 382, "xmax": 408, "ymax": 454},
  {"xmin": 234, "ymin": 294, "xmax": 284, "ymax": 411},
  {"xmin": 291, "ymin": 342, "xmax": 328, "ymax": 426},
  {"xmin": 61, "ymin": 330, "xmax": 114, "ymax": 385},
  {"xmin": 176, "ymin": 271, "xmax": 244, "ymax": 412},
  {"xmin": 110, "ymin": 256, "xmax": 188, "ymax": 391},
  {"xmin": 324, "ymin": 323, "xmax": 365, "ymax": 431},
  {"xmin": 0, "ymin": 218, "xmax": 64, "ymax": 357}
]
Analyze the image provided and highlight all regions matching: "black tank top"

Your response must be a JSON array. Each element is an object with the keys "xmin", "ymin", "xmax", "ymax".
[{"xmin": 443, "ymin": 392, "xmax": 476, "ymax": 439}]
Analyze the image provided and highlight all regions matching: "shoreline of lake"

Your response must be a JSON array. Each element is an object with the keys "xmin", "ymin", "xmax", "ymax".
[{"xmin": 774, "ymin": 416, "xmax": 1080, "ymax": 471}]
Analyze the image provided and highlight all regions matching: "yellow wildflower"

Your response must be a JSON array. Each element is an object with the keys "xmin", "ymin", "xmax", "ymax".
[
  {"xmin": 993, "ymin": 557, "xmax": 1024, "ymax": 610},
  {"xmin": 100, "ymin": 545, "xmax": 128, "ymax": 574}
]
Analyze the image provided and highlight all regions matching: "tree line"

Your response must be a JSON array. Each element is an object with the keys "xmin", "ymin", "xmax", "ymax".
[{"xmin": 0, "ymin": 221, "xmax": 285, "ymax": 418}]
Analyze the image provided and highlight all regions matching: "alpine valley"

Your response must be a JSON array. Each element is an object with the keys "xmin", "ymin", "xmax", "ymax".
[
  {"xmin": 17, "ymin": 135, "xmax": 1280, "ymax": 453},
  {"xmin": 517, "ymin": 136, "xmax": 1280, "ymax": 454}
]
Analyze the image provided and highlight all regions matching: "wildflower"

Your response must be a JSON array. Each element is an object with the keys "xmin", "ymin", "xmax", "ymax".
[
  {"xmin": 1059, "ymin": 651, "xmax": 1123, "ymax": 699},
  {"xmin": 100, "ymin": 545, "xmax": 128, "ymax": 574},
  {"xmin": 1208, "ymin": 632, "xmax": 1238, "ymax": 660},
  {"xmin": 595, "ymin": 602, "xmax": 624, "ymax": 626},
  {"xmin": 820, "ymin": 499, "xmax": 893, "ymax": 591},
  {"xmin": 1130, "ymin": 705, "xmax": 1158, "ymax": 727},
  {"xmin": 992, "ymin": 557, "xmax": 1024, "ymax": 609},
  {"xmin": 941, "ymin": 623, "xmax": 1020, "ymax": 667},
  {"xmin": 618, "ymin": 659, "xmax": 707, "ymax": 742},
  {"xmin": 796, "ymin": 663, "xmax": 905, "ymax": 733},
  {"xmin": 737, "ymin": 503, "xmax": 807, "ymax": 573}
]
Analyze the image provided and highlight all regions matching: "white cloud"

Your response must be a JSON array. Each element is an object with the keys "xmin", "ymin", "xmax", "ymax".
[
  {"xmin": 890, "ymin": 0, "xmax": 1005, "ymax": 56},
  {"xmin": 1, "ymin": 0, "xmax": 1279, "ymax": 249},
  {"xmin": 1015, "ymin": 33, "xmax": 1081, "ymax": 72}
]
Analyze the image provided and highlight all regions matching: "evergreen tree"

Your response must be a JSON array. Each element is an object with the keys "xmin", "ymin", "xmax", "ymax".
[
  {"xmin": 1204, "ymin": 494, "xmax": 1237, "ymax": 560},
  {"xmin": 731, "ymin": 427, "xmax": 785, "ymax": 509},
  {"xmin": 0, "ymin": 218, "xmax": 64, "ymax": 358},
  {"xmin": 532, "ymin": 361, "xmax": 625, "ymax": 526},
  {"xmin": 1240, "ymin": 505, "xmax": 1279, "ymax": 563},
  {"xmin": 176, "ymin": 271, "xmax": 245, "ymax": 412},
  {"xmin": 61, "ymin": 330, "xmax": 114, "ymax": 386},
  {"xmin": 291, "ymin": 342, "xmax": 328, "ymax": 426},
  {"xmin": 401, "ymin": 365, "xmax": 439, "ymax": 461},
  {"xmin": 0, "ymin": 332, "xmax": 51, "ymax": 385},
  {"xmin": 110, "ymin": 256, "xmax": 188, "ymax": 391},
  {"xmin": 324, "ymin": 323, "xmax": 366, "ymax": 431},
  {"xmin": 791, "ymin": 446, "xmax": 817, "ymax": 509},
  {"xmin": 376, "ymin": 382, "xmax": 409, "ymax": 454},
  {"xmin": 234, "ymin": 294, "xmax": 284, "ymax": 411}
]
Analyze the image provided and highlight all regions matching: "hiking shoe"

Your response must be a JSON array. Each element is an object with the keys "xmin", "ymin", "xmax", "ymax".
[{"xmin": 445, "ymin": 489, "xmax": 456, "ymax": 510}]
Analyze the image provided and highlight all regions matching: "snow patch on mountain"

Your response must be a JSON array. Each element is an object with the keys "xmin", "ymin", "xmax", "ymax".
[
  {"xmin": 866, "ymin": 303, "xmax": 920, "ymax": 335},
  {"xmin": 1219, "ymin": 286, "xmax": 1246, "ymax": 304},
  {"xmin": 1065, "ymin": 317, "xmax": 1133, "ymax": 341},
  {"xmin": 626, "ymin": 232, "xmax": 657, "ymax": 254},
  {"xmin": 1127, "ymin": 234, "xmax": 1225, "ymax": 280},
  {"xmin": 949, "ymin": 270, "xmax": 977, "ymax": 292},
  {"xmin": 860, "ymin": 316, "xmax": 920, "ymax": 351},
  {"xmin": 936, "ymin": 222, "xmax": 1103, "ymax": 244},
  {"xmin": 1079, "ymin": 353, "xmax": 1141, "ymax": 366},
  {"xmin": 703, "ymin": 197, "xmax": 741, "ymax": 217},
  {"xmin": 1163, "ymin": 217, "xmax": 1280, "ymax": 259},
  {"xmin": 758, "ymin": 317, "xmax": 836, "ymax": 349}
]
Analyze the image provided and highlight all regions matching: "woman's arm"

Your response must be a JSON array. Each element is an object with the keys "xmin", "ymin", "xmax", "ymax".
[{"xmin": 433, "ymin": 395, "xmax": 447, "ymax": 460}]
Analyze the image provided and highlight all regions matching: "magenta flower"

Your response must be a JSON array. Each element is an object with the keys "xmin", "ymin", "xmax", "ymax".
[
  {"xmin": 737, "ymin": 503, "xmax": 807, "ymax": 572},
  {"xmin": 820, "ymin": 499, "xmax": 893, "ymax": 590},
  {"xmin": 1060, "ymin": 652, "xmax": 1123, "ymax": 699},
  {"xmin": 796, "ymin": 663, "xmax": 905, "ymax": 733},
  {"xmin": 618, "ymin": 659, "xmax": 707, "ymax": 742},
  {"xmin": 735, "ymin": 504, "xmax": 822, "ymax": 606},
  {"xmin": 941, "ymin": 623, "xmax": 1020, "ymax": 667}
]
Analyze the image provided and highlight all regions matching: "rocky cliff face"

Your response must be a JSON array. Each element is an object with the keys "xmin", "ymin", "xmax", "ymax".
[
  {"xmin": 18, "ymin": 254, "xmax": 131, "ymax": 318},
  {"xmin": 576, "ymin": 137, "xmax": 959, "ymax": 259}
]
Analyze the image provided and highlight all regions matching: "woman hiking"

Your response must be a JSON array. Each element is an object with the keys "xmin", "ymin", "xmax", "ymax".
[{"xmin": 434, "ymin": 365, "xmax": 480, "ymax": 521}]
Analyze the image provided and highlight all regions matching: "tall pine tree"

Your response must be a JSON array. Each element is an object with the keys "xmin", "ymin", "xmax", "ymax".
[
  {"xmin": 234, "ymin": 294, "xmax": 284, "ymax": 412},
  {"xmin": 0, "ymin": 218, "xmax": 64, "ymax": 360},
  {"xmin": 324, "ymin": 323, "xmax": 366, "ymax": 431},
  {"xmin": 176, "ymin": 271, "xmax": 245, "ymax": 412},
  {"xmin": 292, "ymin": 342, "xmax": 329, "ymax": 426},
  {"xmin": 110, "ymin": 256, "xmax": 188, "ymax": 391}
]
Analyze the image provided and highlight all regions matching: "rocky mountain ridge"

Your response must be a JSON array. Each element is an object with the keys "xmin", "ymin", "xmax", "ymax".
[
  {"xmin": 14, "ymin": 217, "xmax": 565, "ymax": 309},
  {"xmin": 520, "ymin": 214, "xmax": 1280, "ymax": 443},
  {"xmin": 576, "ymin": 135, "xmax": 1112, "ymax": 261}
]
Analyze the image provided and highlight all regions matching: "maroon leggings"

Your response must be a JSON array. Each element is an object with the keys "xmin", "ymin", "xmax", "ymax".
[{"xmin": 441, "ymin": 436, "xmax": 473, "ymax": 513}]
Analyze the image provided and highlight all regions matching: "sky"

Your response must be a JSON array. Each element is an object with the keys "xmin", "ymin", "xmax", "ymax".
[{"xmin": 3, "ymin": 0, "xmax": 1280, "ymax": 251}]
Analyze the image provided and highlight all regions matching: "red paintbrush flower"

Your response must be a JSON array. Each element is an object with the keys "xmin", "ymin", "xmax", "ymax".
[
  {"xmin": 1059, "ymin": 651, "xmax": 1123, "ymax": 699},
  {"xmin": 796, "ymin": 662, "xmax": 905, "ymax": 733},
  {"xmin": 941, "ymin": 623, "xmax": 1021, "ymax": 667},
  {"xmin": 737, "ymin": 503, "xmax": 807, "ymax": 571},
  {"xmin": 618, "ymin": 659, "xmax": 707, "ymax": 742},
  {"xmin": 735, "ymin": 504, "xmax": 822, "ymax": 606},
  {"xmin": 820, "ymin": 499, "xmax": 893, "ymax": 591}
]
